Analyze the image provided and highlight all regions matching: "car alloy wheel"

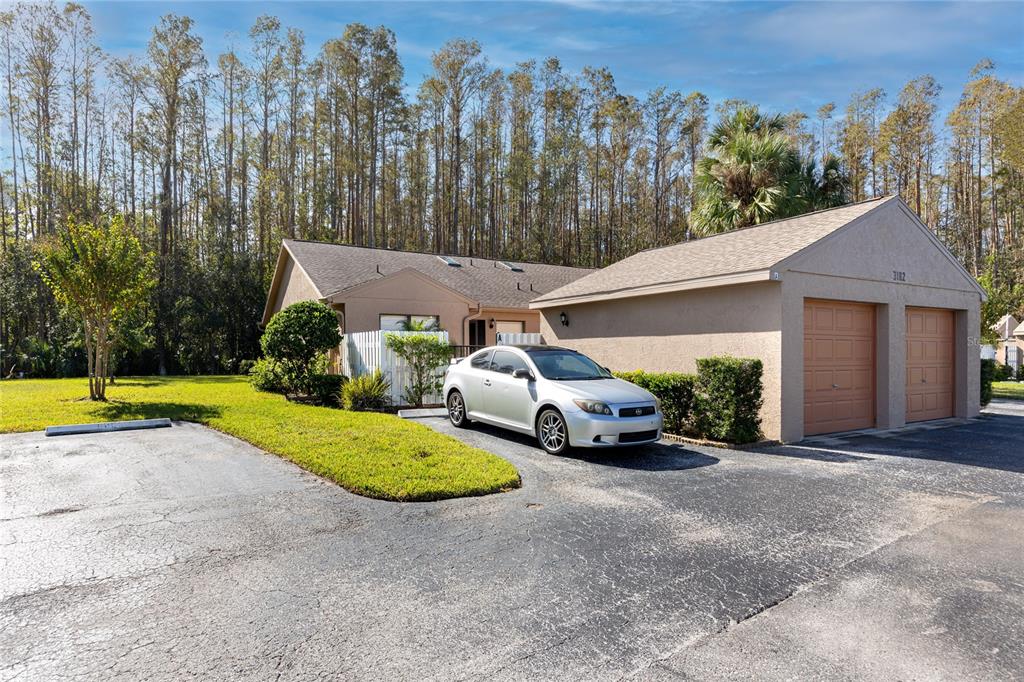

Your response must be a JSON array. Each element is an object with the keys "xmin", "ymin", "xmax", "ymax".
[
  {"xmin": 537, "ymin": 409, "xmax": 568, "ymax": 454},
  {"xmin": 448, "ymin": 391, "xmax": 467, "ymax": 427}
]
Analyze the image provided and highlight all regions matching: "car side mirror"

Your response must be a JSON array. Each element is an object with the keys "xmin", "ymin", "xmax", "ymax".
[{"xmin": 513, "ymin": 368, "xmax": 535, "ymax": 381}]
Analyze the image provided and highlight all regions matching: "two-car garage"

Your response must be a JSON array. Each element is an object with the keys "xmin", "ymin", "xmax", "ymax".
[
  {"xmin": 804, "ymin": 300, "xmax": 957, "ymax": 436},
  {"xmin": 532, "ymin": 196, "xmax": 985, "ymax": 442}
]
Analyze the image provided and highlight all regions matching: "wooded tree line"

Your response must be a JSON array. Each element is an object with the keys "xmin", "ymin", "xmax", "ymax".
[{"xmin": 1, "ymin": 3, "xmax": 1021, "ymax": 376}]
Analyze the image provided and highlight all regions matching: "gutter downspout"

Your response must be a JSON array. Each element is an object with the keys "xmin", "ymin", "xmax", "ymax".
[{"xmin": 462, "ymin": 304, "xmax": 484, "ymax": 347}]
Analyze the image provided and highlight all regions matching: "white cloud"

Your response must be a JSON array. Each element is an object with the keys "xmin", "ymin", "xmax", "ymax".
[{"xmin": 749, "ymin": 1, "xmax": 1009, "ymax": 60}]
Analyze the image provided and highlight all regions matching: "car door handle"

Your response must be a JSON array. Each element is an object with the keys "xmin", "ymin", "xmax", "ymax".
[{"xmin": 483, "ymin": 379, "xmax": 492, "ymax": 386}]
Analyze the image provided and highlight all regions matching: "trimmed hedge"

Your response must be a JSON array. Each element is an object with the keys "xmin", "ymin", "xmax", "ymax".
[
  {"xmin": 616, "ymin": 356, "xmax": 764, "ymax": 443},
  {"xmin": 692, "ymin": 357, "xmax": 764, "ymax": 444},
  {"xmin": 981, "ymin": 358, "xmax": 995, "ymax": 407},
  {"xmin": 614, "ymin": 370, "xmax": 696, "ymax": 434},
  {"xmin": 308, "ymin": 373, "xmax": 347, "ymax": 407}
]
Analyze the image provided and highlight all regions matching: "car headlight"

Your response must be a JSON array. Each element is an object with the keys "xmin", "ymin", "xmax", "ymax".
[{"xmin": 573, "ymin": 399, "xmax": 613, "ymax": 415}]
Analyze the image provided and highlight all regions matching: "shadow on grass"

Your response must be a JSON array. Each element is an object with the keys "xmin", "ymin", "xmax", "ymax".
[
  {"xmin": 112, "ymin": 375, "xmax": 243, "ymax": 388},
  {"xmin": 95, "ymin": 400, "xmax": 222, "ymax": 423}
]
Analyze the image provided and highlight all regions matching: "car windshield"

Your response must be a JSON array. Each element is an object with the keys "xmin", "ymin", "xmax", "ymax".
[{"xmin": 526, "ymin": 349, "xmax": 612, "ymax": 381}]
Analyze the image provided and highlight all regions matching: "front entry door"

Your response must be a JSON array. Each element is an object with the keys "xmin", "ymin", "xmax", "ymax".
[{"xmin": 469, "ymin": 320, "xmax": 486, "ymax": 348}]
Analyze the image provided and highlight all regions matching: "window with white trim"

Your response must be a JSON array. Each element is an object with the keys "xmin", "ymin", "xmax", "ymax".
[{"xmin": 379, "ymin": 314, "xmax": 440, "ymax": 332}]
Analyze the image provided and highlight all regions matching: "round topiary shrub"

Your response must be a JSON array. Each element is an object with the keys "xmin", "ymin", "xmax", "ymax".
[{"xmin": 260, "ymin": 301, "xmax": 342, "ymax": 396}]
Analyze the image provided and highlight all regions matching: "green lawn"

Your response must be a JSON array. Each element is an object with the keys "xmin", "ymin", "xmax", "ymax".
[
  {"xmin": 993, "ymin": 381, "xmax": 1024, "ymax": 401},
  {"xmin": 0, "ymin": 376, "xmax": 520, "ymax": 502}
]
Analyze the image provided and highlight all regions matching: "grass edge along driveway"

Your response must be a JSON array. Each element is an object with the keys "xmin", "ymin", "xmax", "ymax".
[{"xmin": 0, "ymin": 377, "xmax": 520, "ymax": 502}]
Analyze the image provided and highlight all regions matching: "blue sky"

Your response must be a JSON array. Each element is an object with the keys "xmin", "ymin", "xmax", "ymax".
[{"xmin": 74, "ymin": 1, "xmax": 1024, "ymax": 118}]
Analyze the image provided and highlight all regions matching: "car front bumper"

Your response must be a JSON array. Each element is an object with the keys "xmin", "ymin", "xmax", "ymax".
[{"xmin": 564, "ymin": 410, "xmax": 663, "ymax": 448}]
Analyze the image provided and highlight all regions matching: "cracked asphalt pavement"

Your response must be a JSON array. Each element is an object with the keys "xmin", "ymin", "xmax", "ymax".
[{"xmin": 2, "ymin": 401, "xmax": 1022, "ymax": 681}]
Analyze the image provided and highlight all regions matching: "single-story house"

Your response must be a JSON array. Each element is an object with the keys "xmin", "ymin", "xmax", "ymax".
[
  {"xmin": 991, "ymin": 314, "xmax": 1022, "ymax": 373},
  {"xmin": 531, "ymin": 196, "xmax": 985, "ymax": 442},
  {"xmin": 262, "ymin": 239, "xmax": 593, "ymax": 348}
]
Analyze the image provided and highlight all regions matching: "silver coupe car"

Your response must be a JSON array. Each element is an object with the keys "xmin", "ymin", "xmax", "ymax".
[{"xmin": 442, "ymin": 345, "xmax": 663, "ymax": 455}]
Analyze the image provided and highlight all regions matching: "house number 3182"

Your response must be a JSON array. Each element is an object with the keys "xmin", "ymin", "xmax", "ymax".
[{"xmin": 892, "ymin": 270, "xmax": 906, "ymax": 282}]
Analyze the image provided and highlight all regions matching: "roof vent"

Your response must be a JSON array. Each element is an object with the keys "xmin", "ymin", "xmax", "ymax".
[
  {"xmin": 499, "ymin": 261, "xmax": 524, "ymax": 272},
  {"xmin": 437, "ymin": 255, "xmax": 461, "ymax": 267}
]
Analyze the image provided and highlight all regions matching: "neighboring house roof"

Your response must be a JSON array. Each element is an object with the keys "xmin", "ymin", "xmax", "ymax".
[
  {"xmin": 993, "ymin": 314, "xmax": 1021, "ymax": 339},
  {"xmin": 532, "ymin": 196, "xmax": 983, "ymax": 307},
  {"xmin": 279, "ymin": 239, "xmax": 594, "ymax": 309},
  {"xmin": 1014, "ymin": 320, "xmax": 1024, "ymax": 338}
]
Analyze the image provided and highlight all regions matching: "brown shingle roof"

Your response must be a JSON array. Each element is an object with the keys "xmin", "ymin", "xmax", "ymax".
[
  {"xmin": 532, "ymin": 197, "xmax": 895, "ymax": 306},
  {"xmin": 283, "ymin": 240, "xmax": 594, "ymax": 309}
]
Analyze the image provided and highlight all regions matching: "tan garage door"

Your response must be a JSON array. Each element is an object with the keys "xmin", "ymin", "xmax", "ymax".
[
  {"xmin": 804, "ymin": 299, "xmax": 876, "ymax": 436},
  {"xmin": 906, "ymin": 307, "xmax": 955, "ymax": 422}
]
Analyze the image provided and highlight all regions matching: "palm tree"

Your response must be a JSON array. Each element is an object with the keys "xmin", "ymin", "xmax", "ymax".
[
  {"xmin": 799, "ymin": 154, "xmax": 850, "ymax": 210},
  {"xmin": 397, "ymin": 318, "xmax": 441, "ymax": 332},
  {"xmin": 691, "ymin": 106, "xmax": 849, "ymax": 236}
]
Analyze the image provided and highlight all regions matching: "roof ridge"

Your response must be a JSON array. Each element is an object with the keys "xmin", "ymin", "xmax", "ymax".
[
  {"xmin": 627, "ymin": 195, "xmax": 895, "ymax": 259},
  {"xmin": 283, "ymin": 238, "xmax": 595, "ymax": 271}
]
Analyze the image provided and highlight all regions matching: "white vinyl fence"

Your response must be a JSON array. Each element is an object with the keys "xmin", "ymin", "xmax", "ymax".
[
  {"xmin": 496, "ymin": 332, "xmax": 544, "ymax": 345},
  {"xmin": 339, "ymin": 330, "xmax": 449, "ymax": 406}
]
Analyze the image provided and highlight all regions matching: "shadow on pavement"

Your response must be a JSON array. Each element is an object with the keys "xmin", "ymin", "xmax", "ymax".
[
  {"xmin": 754, "ymin": 446, "xmax": 874, "ymax": 464},
  {"xmin": 762, "ymin": 410, "xmax": 1024, "ymax": 474},
  {"xmin": 464, "ymin": 420, "xmax": 719, "ymax": 472},
  {"xmin": 562, "ymin": 441, "xmax": 720, "ymax": 471}
]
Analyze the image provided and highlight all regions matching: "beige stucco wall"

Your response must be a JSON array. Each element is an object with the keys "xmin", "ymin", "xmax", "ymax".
[
  {"xmin": 271, "ymin": 256, "xmax": 322, "ymax": 315},
  {"xmin": 778, "ymin": 200, "xmax": 982, "ymax": 442},
  {"xmin": 539, "ymin": 282, "xmax": 785, "ymax": 439},
  {"xmin": 267, "ymin": 259, "xmax": 544, "ymax": 346},
  {"xmin": 472, "ymin": 309, "xmax": 542, "ymax": 346},
  {"xmin": 332, "ymin": 270, "xmax": 474, "ymax": 344}
]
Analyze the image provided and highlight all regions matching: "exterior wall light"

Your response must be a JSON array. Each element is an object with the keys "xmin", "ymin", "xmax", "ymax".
[
  {"xmin": 488, "ymin": 318, "xmax": 495, "ymax": 329},
  {"xmin": 559, "ymin": 311, "xmax": 569, "ymax": 327}
]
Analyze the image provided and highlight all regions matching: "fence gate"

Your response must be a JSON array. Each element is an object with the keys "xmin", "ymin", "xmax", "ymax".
[{"xmin": 339, "ymin": 330, "xmax": 449, "ymax": 406}]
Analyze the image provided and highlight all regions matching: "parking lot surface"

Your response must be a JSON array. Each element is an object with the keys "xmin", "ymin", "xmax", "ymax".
[{"xmin": 1, "ymin": 403, "xmax": 1022, "ymax": 680}]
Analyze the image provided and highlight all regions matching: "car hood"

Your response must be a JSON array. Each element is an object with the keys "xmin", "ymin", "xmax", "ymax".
[{"xmin": 553, "ymin": 377, "xmax": 655, "ymax": 404}]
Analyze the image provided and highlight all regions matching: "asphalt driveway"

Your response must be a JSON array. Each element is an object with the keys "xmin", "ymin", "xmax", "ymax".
[{"xmin": 1, "ymin": 403, "xmax": 1022, "ymax": 681}]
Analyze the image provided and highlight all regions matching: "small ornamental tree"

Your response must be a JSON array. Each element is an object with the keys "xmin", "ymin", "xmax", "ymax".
[
  {"xmin": 34, "ymin": 216, "xmax": 156, "ymax": 401},
  {"xmin": 260, "ymin": 300, "xmax": 341, "ymax": 396},
  {"xmin": 384, "ymin": 332, "xmax": 452, "ymax": 407}
]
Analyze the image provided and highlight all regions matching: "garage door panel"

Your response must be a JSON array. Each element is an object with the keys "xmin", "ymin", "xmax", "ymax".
[
  {"xmin": 812, "ymin": 369, "xmax": 835, "ymax": 392},
  {"xmin": 906, "ymin": 307, "xmax": 955, "ymax": 423},
  {"xmin": 815, "ymin": 308, "xmax": 834, "ymax": 330},
  {"xmin": 804, "ymin": 299, "xmax": 876, "ymax": 436},
  {"xmin": 813, "ymin": 338, "xmax": 834, "ymax": 360},
  {"xmin": 834, "ymin": 339, "xmax": 855, "ymax": 360},
  {"xmin": 835, "ymin": 309, "xmax": 854, "ymax": 330},
  {"xmin": 908, "ymin": 312, "xmax": 924, "ymax": 334}
]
